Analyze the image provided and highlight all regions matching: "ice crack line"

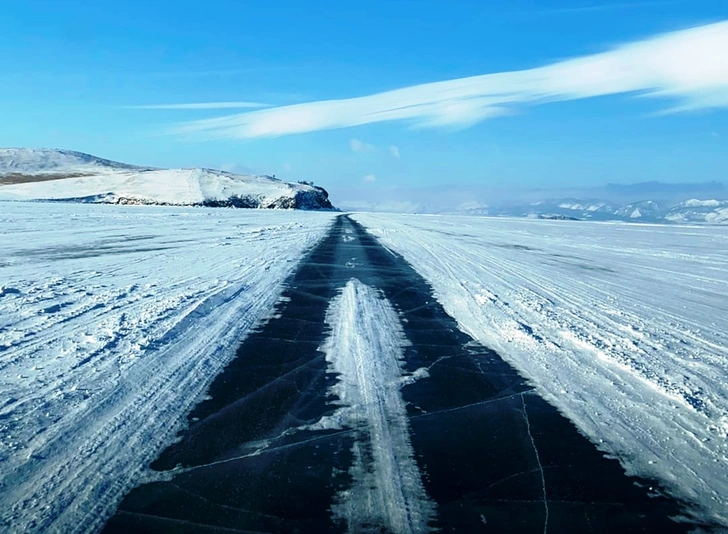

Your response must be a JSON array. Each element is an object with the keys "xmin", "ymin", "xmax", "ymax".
[
  {"xmin": 144, "ymin": 429, "xmax": 355, "ymax": 481},
  {"xmin": 521, "ymin": 392, "xmax": 549, "ymax": 534}
]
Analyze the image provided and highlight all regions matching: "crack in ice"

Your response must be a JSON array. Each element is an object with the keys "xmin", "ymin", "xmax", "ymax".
[
  {"xmin": 148, "ymin": 428, "xmax": 356, "ymax": 480},
  {"xmin": 411, "ymin": 391, "xmax": 528, "ymax": 419},
  {"xmin": 521, "ymin": 392, "xmax": 549, "ymax": 534},
  {"xmin": 166, "ymin": 482, "xmax": 288, "ymax": 521},
  {"xmin": 115, "ymin": 510, "xmax": 264, "ymax": 533}
]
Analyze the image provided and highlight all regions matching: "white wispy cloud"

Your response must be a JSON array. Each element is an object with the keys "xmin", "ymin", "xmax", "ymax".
[
  {"xmin": 172, "ymin": 21, "xmax": 728, "ymax": 139},
  {"xmin": 132, "ymin": 102, "xmax": 268, "ymax": 110},
  {"xmin": 363, "ymin": 174, "xmax": 377, "ymax": 183},
  {"xmin": 349, "ymin": 138, "xmax": 376, "ymax": 152},
  {"xmin": 389, "ymin": 145, "xmax": 400, "ymax": 158}
]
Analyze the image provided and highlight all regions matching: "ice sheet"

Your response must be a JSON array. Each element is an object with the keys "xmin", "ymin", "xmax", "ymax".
[{"xmin": 352, "ymin": 212, "xmax": 728, "ymax": 527}]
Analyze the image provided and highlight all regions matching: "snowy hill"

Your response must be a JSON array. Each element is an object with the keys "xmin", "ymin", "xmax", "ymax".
[
  {"xmin": 0, "ymin": 148, "xmax": 334, "ymax": 210},
  {"xmin": 0, "ymin": 148, "xmax": 147, "ymax": 175},
  {"xmin": 613, "ymin": 200, "xmax": 664, "ymax": 220},
  {"xmin": 666, "ymin": 199, "xmax": 728, "ymax": 223}
]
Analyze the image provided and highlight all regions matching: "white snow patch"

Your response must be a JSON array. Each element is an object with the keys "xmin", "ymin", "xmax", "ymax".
[
  {"xmin": 683, "ymin": 199, "xmax": 721, "ymax": 208},
  {"xmin": 314, "ymin": 278, "xmax": 436, "ymax": 533},
  {"xmin": 706, "ymin": 208, "xmax": 728, "ymax": 223}
]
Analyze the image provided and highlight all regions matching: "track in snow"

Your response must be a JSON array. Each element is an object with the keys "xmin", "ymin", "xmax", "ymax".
[{"xmin": 104, "ymin": 215, "xmax": 689, "ymax": 533}]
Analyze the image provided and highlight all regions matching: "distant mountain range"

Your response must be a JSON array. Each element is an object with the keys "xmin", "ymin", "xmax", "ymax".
[
  {"xmin": 477, "ymin": 197, "xmax": 728, "ymax": 224},
  {"xmin": 0, "ymin": 148, "xmax": 334, "ymax": 210},
  {"xmin": 338, "ymin": 181, "xmax": 728, "ymax": 224},
  {"xmin": 3, "ymin": 149, "xmax": 724, "ymax": 223}
]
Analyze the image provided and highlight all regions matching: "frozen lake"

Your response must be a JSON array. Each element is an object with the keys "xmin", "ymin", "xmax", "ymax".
[{"xmin": 1, "ymin": 202, "xmax": 726, "ymax": 531}]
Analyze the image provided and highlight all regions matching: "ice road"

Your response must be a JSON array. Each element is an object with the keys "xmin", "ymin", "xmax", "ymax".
[
  {"xmin": 1, "ymin": 202, "xmax": 724, "ymax": 532},
  {"xmin": 353, "ymin": 212, "xmax": 728, "ymax": 529},
  {"xmin": 106, "ymin": 215, "xmax": 689, "ymax": 533}
]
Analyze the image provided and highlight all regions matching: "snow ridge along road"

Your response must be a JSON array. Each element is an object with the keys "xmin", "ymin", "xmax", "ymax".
[
  {"xmin": 319, "ymin": 279, "xmax": 436, "ymax": 533},
  {"xmin": 105, "ymin": 215, "xmax": 688, "ymax": 533},
  {"xmin": 0, "ymin": 201, "xmax": 336, "ymax": 532},
  {"xmin": 353, "ymin": 212, "xmax": 728, "ymax": 528}
]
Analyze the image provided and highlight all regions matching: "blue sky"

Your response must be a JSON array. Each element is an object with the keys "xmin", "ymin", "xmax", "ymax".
[{"xmin": 1, "ymin": 0, "xmax": 726, "ymax": 206}]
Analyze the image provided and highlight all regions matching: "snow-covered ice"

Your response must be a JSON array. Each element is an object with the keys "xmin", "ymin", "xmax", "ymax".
[
  {"xmin": 352, "ymin": 212, "xmax": 728, "ymax": 527},
  {"xmin": 0, "ymin": 201, "xmax": 335, "ymax": 532},
  {"xmin": 4, "ymin": 201, "xmax": 727, "ymax": 530}
]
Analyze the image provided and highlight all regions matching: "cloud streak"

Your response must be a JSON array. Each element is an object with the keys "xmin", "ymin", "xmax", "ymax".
[
  {"xmin": 172, "ymin": 21, "xmax": 728, "ymax": 139},
  {"xmin": 132, "ymin": 102, "xmax": 268, "ymax": 110}
]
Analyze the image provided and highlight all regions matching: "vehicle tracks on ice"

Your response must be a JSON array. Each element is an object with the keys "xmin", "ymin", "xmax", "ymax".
[
  {"xmin": 0, "ymin": 209, "xmax": 334, "ymax": 533},
  {"xmin": 105, "ymin": 215, "xmax": 689, "ymax": 533}
]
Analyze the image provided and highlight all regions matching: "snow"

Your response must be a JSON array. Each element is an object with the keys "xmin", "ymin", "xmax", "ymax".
[
  {"xmin": 0, "ymin": 148, "xmax": 332, "ymax": 209},
  {"xmin": 555, "ymin": 201, "xmax": 611, "ymax": 212},
  {"xmin": 314, "ymin": 279, "xmax": 436, "ymax": 533},
  {"xmin": 684, "ymin": 199, "xmax": 721, "ymax": 208},
  {"xmin": 0, "ymin": 168, "xmax": 310, "ymax": 206},
  {"xmin": 4, "ymin": 199, "xmax": 727, "ymax": 528},
  {"xmin": 666, "ymin": 206, "xmax": 728, "ymax": 224},
  {"xmin": 706, "ymin": 208, "xmax": 728, "ymax": 223},
  {"xmin": 0, "ymin": 148, "xmax": 144, "ymax": 175},
  {"xmin": 352, "ymin": 212, "xmax": 728, "ymax": 527},
  {"xmin": 0, "ymin": 201, "xmax": 336, "ymax": 532}
]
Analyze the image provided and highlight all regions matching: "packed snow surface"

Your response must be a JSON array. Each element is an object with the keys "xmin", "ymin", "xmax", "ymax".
[
  {"xmin": 352, "ymin": 213, "xmax": 728, "ymax": 527},
  {"xmin": 0, "ymin": 201, "xmax": 335, "ymax": 532}
]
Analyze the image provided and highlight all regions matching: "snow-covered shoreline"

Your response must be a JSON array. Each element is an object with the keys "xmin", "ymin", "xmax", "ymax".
[
  {"xmin": 0, "ymin": 148, "xmax": 335, "ymax": 210},
  {"xmin": 0, "ymin": 201, "xmax": 336, "ymax": 532},
  {"xmin": 353, "ymin": 212, "xmax": 728, "ymax": 527}
]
